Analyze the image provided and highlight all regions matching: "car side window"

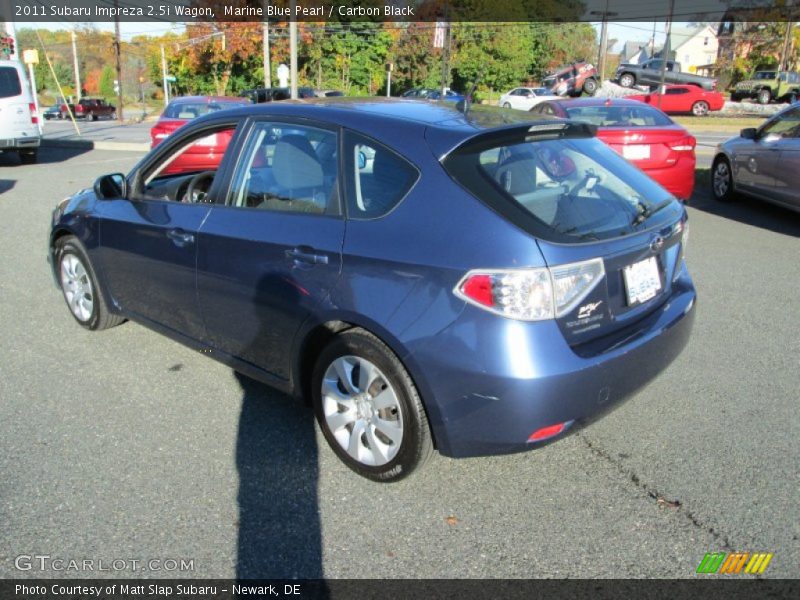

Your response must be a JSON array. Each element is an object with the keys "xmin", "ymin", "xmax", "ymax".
[
  {"xmin": 344, "ymin": 131, "xmax": 418, "ymax": 219},
  {"xmin": 228, "ymin": 122, "xmax": 339, "ymax": 214},
  {"xmin": 665, "ymin": 88, "xmax": 688, "ymax": 95},
  {"xmin": 760, "ymin": 108, "xmax": 800, "ymax": 139},
  {"xmin": 536, "ymin": 103, "xmax": 555, "ymax": 116}
]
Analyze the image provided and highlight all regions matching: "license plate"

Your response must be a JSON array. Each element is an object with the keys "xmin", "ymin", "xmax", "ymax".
[
  {"xmin": 622, "ymin": 144, "xmax": 650, "ymax": 160},
  {"xmin": 623, "ymin": 256, "xmax": 661, "ymax": 305}
]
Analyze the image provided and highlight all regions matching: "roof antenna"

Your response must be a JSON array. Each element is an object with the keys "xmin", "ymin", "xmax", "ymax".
[{"xmin": 460, "ymin": 68, "xmax": 484, "ymax": 117}]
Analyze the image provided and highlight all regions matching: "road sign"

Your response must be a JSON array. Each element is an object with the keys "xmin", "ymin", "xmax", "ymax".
[
  {"xmin": 22, "ymin": 49, "xmax": 39, "ymax": 65},
  {"xmin": 164, "ymin": 75, "xmax": 176, "ymax": 83}
]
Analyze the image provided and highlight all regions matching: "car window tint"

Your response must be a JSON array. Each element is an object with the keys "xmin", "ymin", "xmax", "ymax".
[
  {"xmin": 761, "ymin": 108, "xmax": 800, "ymax": 138},
  {"xmin": 0, "ymin": 67, "xmax": 22, "ymax": 98},
  {"xmin": 665, "ymin": 88, "xmax": 688, "ymax": 95},
  {"xmin": 564, "ymin": 105, "xmax": 672, "ymax": 127},
  {"xmin": 230, "ymin": 122, "xmax": 339, "ymax": 214},
  {"xmin": 345, "ymin": 131, "xmax": 418, "ymax": 219}
]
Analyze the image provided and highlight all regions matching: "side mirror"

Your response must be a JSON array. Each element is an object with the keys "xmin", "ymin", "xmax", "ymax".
[
  {"xmin": 94, "ymin": 173, "xmax": 127, "ymax": 200},
  {"xmin": 357, "ymin": 151, "xmax": 367, "ymax": 170},
  {"xmin": 740, "ymin": 128, "xmax": 757, "ymax": 140}
]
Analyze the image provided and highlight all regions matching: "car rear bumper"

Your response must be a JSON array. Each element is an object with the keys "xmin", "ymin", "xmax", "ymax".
[
  {"xmin": 1, "ymin": 136, "xmax": 41, "ymax": 151},
  {"xmin": 643, "ymin": 155, "xmax": 696, "ymax": 200},
  {"xmin": 406, "ymin": 263, "xmax": 696, "ymax": 458}
]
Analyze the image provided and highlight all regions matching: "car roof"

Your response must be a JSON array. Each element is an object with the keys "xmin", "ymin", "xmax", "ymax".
[{"xmin": 191, "ymin": 97, "xmax": 564, "ymax": 157}]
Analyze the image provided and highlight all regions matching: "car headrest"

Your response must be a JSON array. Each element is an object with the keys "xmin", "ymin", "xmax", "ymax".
[{"xmin": 272, "ymin": 135, "xmax": 324, "ymax": 189}]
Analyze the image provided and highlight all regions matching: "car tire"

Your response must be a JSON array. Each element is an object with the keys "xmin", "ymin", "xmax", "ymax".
[
  {"xmin": 55, "ymin": 236, "xmax": 124, "ymax": 331},
  {"xmin": 19, "ymin": 150, "xmax": 38, "ymax": 164},
  {"xmin": 757, "ymin": 89, "xmax": 771, "ymax": 105},
  {"xmin": 86, "ymin": 112, "xmax": 95, "ymax": 121},
  {"xmin": 582, "ymin": 78, "xmax": 598, "ymax": 95},
  {"xmin": 711, "ymin": 157, "xmax": 735, "ymax": 203},
  {"xmin": 789, "ymin": 91, "xmax": 798, "ymax": 104},
  {"xmin": 619, "ymin": 73, "xmax": 635, "ymax": 88},
  {"xmin": 502, "ymin": 102, "xmax": 511, "ymax": 108},
  {"xmin": 692, "ymin": 100, "xmax": 710, "ymax": 116},
  {"xmin": 311, "ymin": 328, "xmax": 434, "ymax": 482},
  {"xmin": 110, "ymin": 111, "xmax": 117, "ymax": 120}
]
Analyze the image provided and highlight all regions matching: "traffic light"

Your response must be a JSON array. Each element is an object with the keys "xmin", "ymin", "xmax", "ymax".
[{"xmin": 0, "ymin": 36, "xmax": 15, "ymax": 58}]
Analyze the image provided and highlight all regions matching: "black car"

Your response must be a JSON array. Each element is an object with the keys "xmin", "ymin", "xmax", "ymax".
[
  {"xmin": 241, "ymin": 87, "xmax": 316, "ymax": 104},
  {"xmin": 42, "ymin": 105, "xmax": 63, "ymax": 120}
]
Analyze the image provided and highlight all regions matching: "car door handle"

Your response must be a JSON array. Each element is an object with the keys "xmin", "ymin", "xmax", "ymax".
[
  {"xmin": 167, "ymin": 229, "xmax": 195, "ymax": 246},
  {"xmin": 286, "ymin": 247, "xmax": 328, "ymax": 265}
]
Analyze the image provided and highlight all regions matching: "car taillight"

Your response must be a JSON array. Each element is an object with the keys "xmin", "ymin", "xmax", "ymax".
[
  {"xmin": 454, "ymin": 258, "xmax": 605, "ymax": 321},
  {"xmin": 668, "ymin": 135, "xmax": 696, "ymax": 152},
  {"xmin": 29, "ymin": 103, "xmax": 38, "ymax": 124}
]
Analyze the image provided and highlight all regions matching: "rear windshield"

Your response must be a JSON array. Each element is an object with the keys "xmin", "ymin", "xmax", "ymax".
[
  {"xmin": 165, "ymin": 101, "xmax": 248, "ymax": 119},
  {"xmin": 444, "ymin": 134, "xmax": 681, "ymax": 243},
  {"xmin": 0, "ymin": 67, "xmax": 22, "ymax": 99},
  {"xmin": 564, "ymin": 105, "xmax": 673, "ymax": 127}
]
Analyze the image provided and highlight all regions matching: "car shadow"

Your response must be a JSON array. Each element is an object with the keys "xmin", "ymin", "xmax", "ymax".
[
  {"xmin": 0, "ymin": 179, "xmax": 15, "ymax": 195},
  {"xmin": 690, "ymin": 170, "xmax": 800, "ymax": 238},
  {"xmin": 0, "ymin": 146, "xmax": 92, "ymax": 167}
]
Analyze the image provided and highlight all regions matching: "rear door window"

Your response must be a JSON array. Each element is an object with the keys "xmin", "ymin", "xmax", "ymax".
[
  {"xmin": 344, "ymin": 131, "xmax": 418, "ymax": 219},
  {"xmin": 0, "ymin": 67, "xmax": 22, "ymax": 98}
]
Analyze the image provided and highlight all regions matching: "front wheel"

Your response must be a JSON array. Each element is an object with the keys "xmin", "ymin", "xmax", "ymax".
[
  {"xmin": 110, "ymin": 111, "xmax": 117, "ymax": 120},
  {"xmin": 619, "ymin": 73, "xmax": 635, "ymax": 88},
  {"xmin": 582, "ymin": 78, "xmax": 598, "ymax": 95},
  {"xmin": 312, "ymin": 329, "xmax": 434, "ymax": 482},
  {"xmin": 692, "ymin": 100, "xmax": 710, "ymax": 116},
  {"xmin": 19, "ymin": 150, "xmax": 38, "ymax": 164},
  {"xmin": 502, "ymin": 102, "xmax": 511, "ymax": 108},
  {"xmin": 55, "ymin": 236, "xmax": 124, "ymax": 330},
  {"xmin": 711, "ymin": 157, "xmax": 734, "ymax": 203},
  {"xmin": 757, "ymin": 89, "xmax": 771, "ymax": 105}
]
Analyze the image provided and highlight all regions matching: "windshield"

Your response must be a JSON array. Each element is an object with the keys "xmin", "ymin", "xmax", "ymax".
[
  {"xmin": 754, "ymin": 72, "xmax": 777, "ymax": 80},
  {"xmin": 564, "ymin": 104, "xmax": 673, "ymax": 127},
  {"xmin": 164, "ymin": 101, "xmax": 248, "ymax": 119},
  {"xmin": 444, "ymin": 136, "xmax": 679, "ymax": 243}
]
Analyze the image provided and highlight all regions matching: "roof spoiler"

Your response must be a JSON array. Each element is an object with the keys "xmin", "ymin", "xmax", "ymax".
[{"xmin": 449, "ymin": 121, "xmax": 597, "ymax": 156}]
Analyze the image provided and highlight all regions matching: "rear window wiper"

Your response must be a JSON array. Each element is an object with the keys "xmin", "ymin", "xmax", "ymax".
[{"xmin": 632, "ymin": 199, "xmax": 672, "ymax": 226}]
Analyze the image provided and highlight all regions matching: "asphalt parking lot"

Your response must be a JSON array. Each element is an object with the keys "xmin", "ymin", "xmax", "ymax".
[{"xmin": 0, "ymin": 143, "xmax": 797, "ymax": 579}]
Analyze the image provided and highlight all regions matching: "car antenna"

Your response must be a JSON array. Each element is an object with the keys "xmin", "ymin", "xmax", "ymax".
[{"xmin": 460, "ymin": 69, "xmax": 484, "ymax": 117}]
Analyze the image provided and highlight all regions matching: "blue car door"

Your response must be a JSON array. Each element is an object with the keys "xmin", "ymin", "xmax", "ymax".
[
  {"xmin": 196, "ymin": 119, "xmax": 345, "ymax": 381},
  {"xmin": 96, "ymin": 121, "xmax": 242, "ymax": 341}
]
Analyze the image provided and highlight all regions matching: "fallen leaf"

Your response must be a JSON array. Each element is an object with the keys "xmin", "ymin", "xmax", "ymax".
[{"xmin": 445, "ymin": 516, "xmax": 458, "ymax": 526}]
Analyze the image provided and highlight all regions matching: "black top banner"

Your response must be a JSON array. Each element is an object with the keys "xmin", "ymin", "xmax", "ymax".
[{"xmin": 2, "ymin": 0, "xmax": 799, "ymax": 23}]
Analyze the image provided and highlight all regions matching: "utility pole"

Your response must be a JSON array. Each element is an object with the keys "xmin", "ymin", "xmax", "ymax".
[
  {"xmin": 289, "ymin": 1, "xmax": 298, "ymax": 99},
  {"xmin": 779, "ymin": 21, "xmax": 794, "ymax": 72},
  {"xmin": 71, "ymin": 30, "xmax": 81, "ymax": 100},
  {"xmin": 160, "ymin": 44, "xmax": 169, "ymax": 106},
  {"xmin": 658, "ymin": 0, "xmax": 676, "ymax": 109},
  {"xmin": 263, "ymin": 1, "xmax": 271, "ymax": 88},
  {"xmin": 590, "ymin": 1, "xmax": 617, "ymax": 83},
  {"xmin": 113, "ymin": 2, "xmax": 123, "ymax": 122}
]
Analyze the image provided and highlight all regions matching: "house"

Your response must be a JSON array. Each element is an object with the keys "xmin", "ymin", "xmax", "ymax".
[
  {"xmin": 619, "ymin": 41, "xmax": 651, "ymax": 64},
  {"xmin": 670, "ymin": 25, "xmax": 719, "ymax": 73}
]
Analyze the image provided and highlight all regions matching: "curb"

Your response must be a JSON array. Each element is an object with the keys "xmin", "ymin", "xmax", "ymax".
[{"xmin": 42, "ymin": 138, "xmax": 149, "ymax": 152}]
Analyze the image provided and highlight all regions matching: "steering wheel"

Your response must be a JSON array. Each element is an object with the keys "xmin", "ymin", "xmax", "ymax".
[{"xmin": 182, "ymin": 171, "xmax": 216, "ymax": 203}]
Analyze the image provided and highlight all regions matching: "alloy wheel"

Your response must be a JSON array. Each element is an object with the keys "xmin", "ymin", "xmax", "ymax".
[
  {"xmin": 60, "ymin": 254, "xmax": 94, "ymax": 322},
  {"xmin": 713, "ymin": 160, "xmax": 731, "ymax": 199},
  {"xmin": 321, "ymin": 355, "xmax": 404, "ymax": 467}
]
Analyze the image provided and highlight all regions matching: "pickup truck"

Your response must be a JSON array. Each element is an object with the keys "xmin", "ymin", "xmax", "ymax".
[
  {"xmin": 731, "ymin": 70, "xmax": 800, "ymax": 104},
  {"xmin": 60, "ymin": 98, "xmax": 116, "ymax": 121},
  {"xmin": 615, "ymin": 59, "xmax": 717, "ymax": 91}
]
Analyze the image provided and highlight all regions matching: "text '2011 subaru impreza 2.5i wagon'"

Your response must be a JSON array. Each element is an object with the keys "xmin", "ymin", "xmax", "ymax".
[{"xmin": 49, "ymin": 99, "xmax": 696, "ymax": 481}]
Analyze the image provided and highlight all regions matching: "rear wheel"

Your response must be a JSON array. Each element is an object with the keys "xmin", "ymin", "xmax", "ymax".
[
  {"xmin": 311, "ymin": 328, "xmax": 433, "ymax": 482},
  {"xmin": 619, "ymin": 73, "xmax": 635, "ymax": 88},
  {"xmin": 711, "ymin": 157, "xmax": 734, "ymax": 203},
  {"xmin": 757, "ymin": 89, "xmax": 771, "ymax": 105},
  {"xmin": 582, "ymin": 78, "xmax": 598, "ymax": 95},
  {"xmin": 55, "ymin": 236, "xmax": 124, "ymax": 331},
  {"xmin": 692, "ymin": 100, "xmax": 710, "ymax": 116},
  {"xmin": 502, "ymin": 102, "xmax": 511, "ymax": 108},
  {"xmin": 19, "ymin": 150, "xmax": 37, "ymax": 164}
]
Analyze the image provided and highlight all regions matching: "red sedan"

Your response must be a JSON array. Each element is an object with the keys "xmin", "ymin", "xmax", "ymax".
[
  {"xmin": 530, "ymin": 98, "xmax": 696, "ymax": 200},
  {"xmin": 150, "ymin": 96, "xmax": 249, "ymax": 175},
  {"xmin": 625, "ymin": 85, "xmax": 725, "ymax": 116}
]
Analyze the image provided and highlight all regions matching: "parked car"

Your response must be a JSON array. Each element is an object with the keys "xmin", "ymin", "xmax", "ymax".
[
  {"xmin": 240, "ymin": 87, "xmax": 316, "ymax": 103},
  {"xmin": 531, "ymin": 98, "xmax": 697, "ymax": 199},
  {"xmin": 711, "ymin": 104, "xmax": 800, "ymax": 212},
  {"xmin": 150, "ymin": 96, "xmax": 250, "ymax": 174},
  {"xmin": 731, "ymin": 70, "xmax": 800, "ymax": 105},
  {"xmin": 541, "ymin": 62, "xmax": 598, "ymax": 97},
  {"xmin": 499, "ymin": 87, "xmax": 558, "ymax": 110},
  {"xmin": 42, "ymin": 104, "xmax": 63, "ymax": 120},
  {"xmin": 0, "ymin": 60, "xmax": 40, "ymax": 164},
  {"xmin": 615, "ymin": 59, "xmax": 717, "ymax": 91},
  {"xmin": 626, "ymin": 85, "xmax": 725, "ymax": 116},
  {"xmin": 60, "ymin": 98, "xmax": 116, "ymax": 121},
  {"xmin": 49, "ymin": 100, "xmax": 695, "ymax": 481},
  {"xmin": 401, "ymin": 88, "xmax": 466, "ymax": 102},
  {"xmin": 315, "ymin": 89, "xmax": 344, "ymax": 98}
]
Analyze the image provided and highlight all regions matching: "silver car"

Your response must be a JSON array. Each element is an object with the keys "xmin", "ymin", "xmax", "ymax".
[{"xmin": 712, "ymin": 104, "xmax": 800, "ymax": 212}]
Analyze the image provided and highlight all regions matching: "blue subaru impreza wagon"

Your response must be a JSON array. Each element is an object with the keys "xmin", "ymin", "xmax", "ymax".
[{"xmin": 49, "ymin": 99, "xmax": 695, "ymax": 481}]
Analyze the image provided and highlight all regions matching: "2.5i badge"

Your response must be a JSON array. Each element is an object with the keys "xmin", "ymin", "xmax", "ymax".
[{"xmin": 577, "ymin": 301, "xmax": 603, "ymax": 319}]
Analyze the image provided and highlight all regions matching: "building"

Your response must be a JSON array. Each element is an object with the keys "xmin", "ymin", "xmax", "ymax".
[{"xmin": 670, "ymin": 25, "xmax": 718, "ymax": 73}]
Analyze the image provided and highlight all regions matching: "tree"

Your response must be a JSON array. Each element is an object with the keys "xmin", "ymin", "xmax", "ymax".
[{"xmin": 99, "ymin": 65, "xmax": 115, "ymax": 99}]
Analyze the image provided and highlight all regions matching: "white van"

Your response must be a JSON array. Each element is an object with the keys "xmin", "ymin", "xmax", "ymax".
[{"xmin": 0, "ymin": 60, "xmax": 41, "ymax": 164}]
